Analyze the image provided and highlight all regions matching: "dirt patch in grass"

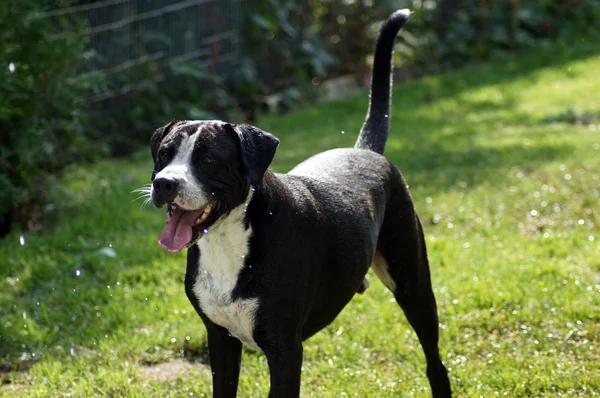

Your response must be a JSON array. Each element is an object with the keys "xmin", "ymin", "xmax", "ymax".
[
  {"xmin": 137, "ymin": 359, "xmax": 210, "ymax": 382},
  {"xmin": 0, "ymin": 362, "xmax": 31, "ymax": 394}
]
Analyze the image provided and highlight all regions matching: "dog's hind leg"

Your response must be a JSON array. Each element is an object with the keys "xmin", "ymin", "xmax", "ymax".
[{"xmin": 373, "ymin": 207, "xmax": 452, "ymax": 397}]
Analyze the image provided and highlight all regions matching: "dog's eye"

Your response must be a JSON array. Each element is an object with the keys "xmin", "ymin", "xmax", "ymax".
[
  {"xmin": 202, "ymin": 156, "xmax": 216, "ymax": 164},
  {"xmin": 158, "ymin": 150, "xmax": 170, "ymax": 164}
]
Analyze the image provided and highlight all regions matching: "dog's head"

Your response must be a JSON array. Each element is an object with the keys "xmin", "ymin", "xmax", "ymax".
[{"xmin": 149, "ymin": 120, "xmax": 279, "ymax": 252}]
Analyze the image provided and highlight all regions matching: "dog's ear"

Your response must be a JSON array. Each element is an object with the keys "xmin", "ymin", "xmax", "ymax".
[
  {"xmin": 230, "ymin": 124, "xmax": 279, "ymax": 186},
  {"xmin": 150, "ymin": 121, "xmax": 177, "ymax": 180}
]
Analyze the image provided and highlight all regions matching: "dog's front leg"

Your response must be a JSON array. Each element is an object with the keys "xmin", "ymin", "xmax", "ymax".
[
  {"xmin": 262, "ymin": 340, "xmax": 303, "ymax": 398},
  {"xmin": 206, "ymin": 324, "xmax": 243, "ymax": 398}
]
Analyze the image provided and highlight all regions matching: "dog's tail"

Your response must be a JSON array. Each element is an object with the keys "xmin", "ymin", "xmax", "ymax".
[{"xmin": 355, "ymin": 9, "xmax": 411, "ymax": 155}]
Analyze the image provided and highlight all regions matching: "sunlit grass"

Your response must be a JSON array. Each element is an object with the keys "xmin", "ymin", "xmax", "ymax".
[{"xmin": 1, "ymin": 37, "xmax": 599, "ymax": 396}]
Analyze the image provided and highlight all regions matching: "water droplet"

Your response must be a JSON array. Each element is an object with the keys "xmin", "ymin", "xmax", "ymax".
[
  {"xmin": 19, "ymin": 235, "xmax": 25, "ymax": 246},
  {"xmin": 75, "ymin": 269, "xmax": 81, "ymax": 277},
  {"xmin": 384, "ymin": 114, "xmax": 389, "ymax": 118},
  {"xmin": 341, "ymin": 130, "xmax": 345, "ymax": 135},
  {"xmin": 203, "ymin": 228, "xmax": 208, "ymax": 234},
  {"xmin": 98, "ymin": 247, "xmax": 117, "ymax": 258}
]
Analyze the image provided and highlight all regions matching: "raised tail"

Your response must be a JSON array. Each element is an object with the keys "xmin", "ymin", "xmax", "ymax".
[{"xmin": 355, "ymin": 9, "xmax": 411, "ymax": 154}]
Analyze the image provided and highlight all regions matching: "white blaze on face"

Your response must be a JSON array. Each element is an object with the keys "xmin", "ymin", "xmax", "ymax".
[{"xmin": 152, "ymin": 129, "xmax": 210, "ymax": 210}]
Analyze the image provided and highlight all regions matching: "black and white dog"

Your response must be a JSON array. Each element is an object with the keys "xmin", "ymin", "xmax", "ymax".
[{"xmin": 146, "ymin": 9, "xmax": 451, "ymax": 397}]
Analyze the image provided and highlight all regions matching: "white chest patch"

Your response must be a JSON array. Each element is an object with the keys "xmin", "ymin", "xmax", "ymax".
[{"xmin": 192, "ymin": 197, "xmax": 260, "ymax": 351}]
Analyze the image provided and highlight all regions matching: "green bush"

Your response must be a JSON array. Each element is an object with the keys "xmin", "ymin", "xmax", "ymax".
[
  {"xmin": 234, "ymin": 0, "xmax": 600, "ymax": 111},
  {"xmin": 230, "ymin": 0, "xmax": 336, "ymax": 113},
  {"xmin": 0, "ymin": 0, "xmax": 104, "ymax": 235},
  {"xmin": 400, "ymin": 0, "xmax": 600, "ymax": 71},
  {"xmin": 86, "ymin": 60, "xmax": 239, "ymax": 156}
]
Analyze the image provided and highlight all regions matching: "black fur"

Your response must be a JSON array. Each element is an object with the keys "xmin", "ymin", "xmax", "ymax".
[
  {"xmin": 150, "ymin": 9, "xmax": 451, "ymax": 397},
  {"xmin": 231, "ymin": 124, "xmax": 279, "ymax": 187},
  {"xmin": 356, "ymin": 10, "xmax": 411, "ymax": 154}
]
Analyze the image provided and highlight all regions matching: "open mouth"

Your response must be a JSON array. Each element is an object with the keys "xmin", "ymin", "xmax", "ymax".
[{"xmin": 158, "ymin": 201, "xmax": 217, "ymax": 252}]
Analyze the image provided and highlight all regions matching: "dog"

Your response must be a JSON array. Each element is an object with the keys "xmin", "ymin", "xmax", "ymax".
[{"xmin": 146, "ymin": 9, "xmax": 451, "ymax": 397}]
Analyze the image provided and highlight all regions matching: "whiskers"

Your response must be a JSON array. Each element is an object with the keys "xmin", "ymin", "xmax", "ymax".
[{"xmin": 132, "ymin": 184, "xmax": 153, "ymax": 207}]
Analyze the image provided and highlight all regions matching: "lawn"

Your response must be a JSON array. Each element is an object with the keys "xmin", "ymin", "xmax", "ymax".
[{"xmin": 1, "ymin": 37, "xmax": 599, "ymax": 397}]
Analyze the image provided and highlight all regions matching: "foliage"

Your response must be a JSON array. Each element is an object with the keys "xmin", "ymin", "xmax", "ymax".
[
  {"xmin": 86, "ymin": 61, "xmax": 238, "ymax": 156},
  {"xmin": 400, "ymin": 0, "xmax": 600, "ymax": 71},
  {"xmin": 1, "ymin": 37, "xmax": 599, "ymax": 396},
  {"xmin": 0, "ymin": 0, "xmax": 105, "ymax": 235},
  {"xmin": 232, "ymin": 0, "xmax": 336, "ymax": 113},
  {"xmin": 314, "ymin": 0, "xmax": 401, "ymax": 75},
  {"xmin": 235, "ymin": 0, "xmax": 600, "ymax": 111}
]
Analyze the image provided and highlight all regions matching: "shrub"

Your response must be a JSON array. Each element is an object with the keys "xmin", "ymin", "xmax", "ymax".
[
  {"xmin": 0, "ymin": 0, "xmax": 104, "ymax": 235},
  {"xmin": 86, "ymin": 60, "xmax": 239, "ymax": 156},
  {"xmin": 400, "ymin": 0, "xmax": 600, "ymax": 71},
  {"xmin": 232, "ymin": 0, "xmax": 336, "ymax": 113}
]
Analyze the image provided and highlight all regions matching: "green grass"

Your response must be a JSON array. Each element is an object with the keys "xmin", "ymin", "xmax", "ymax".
[{"xmin": 2, "ymin": 37, "xmax": 600, "ymax": 397}]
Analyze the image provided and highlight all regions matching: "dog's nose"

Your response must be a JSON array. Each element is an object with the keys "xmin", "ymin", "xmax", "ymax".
[{"xmin": 153, "ymin": 177, "xmax": 179, "ymax": 204}]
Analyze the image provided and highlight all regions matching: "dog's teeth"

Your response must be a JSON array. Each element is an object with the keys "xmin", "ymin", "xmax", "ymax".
[
  {"xmin": 194, "ymin": 208, "xmax": 211, "ymax": 226},
  {"xmin": 192, "ymin": 203, "xmax": 214, "ymax": 227}
]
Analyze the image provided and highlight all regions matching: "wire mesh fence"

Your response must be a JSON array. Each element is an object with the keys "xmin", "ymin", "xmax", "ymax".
[{"xmin": 42, "ymin": 0, "xmax": 245, "ymax": 103}]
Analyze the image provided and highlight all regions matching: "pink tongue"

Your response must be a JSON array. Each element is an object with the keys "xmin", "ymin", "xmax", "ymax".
[{"xmin": 158, "ymin": 208, "xmax": 201, "ymax": 252}]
